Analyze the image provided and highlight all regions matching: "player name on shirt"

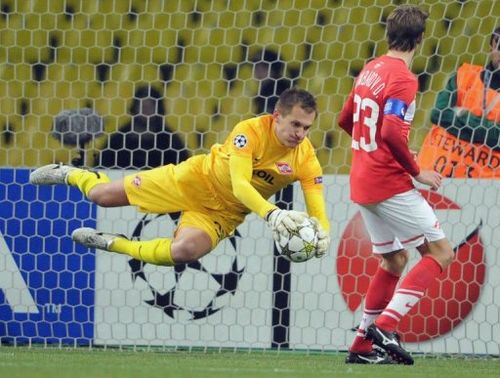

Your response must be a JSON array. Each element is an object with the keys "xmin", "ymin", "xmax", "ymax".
[{"xmin": 356, "ymin": 69, "xmax": 386, "ymax": 96}]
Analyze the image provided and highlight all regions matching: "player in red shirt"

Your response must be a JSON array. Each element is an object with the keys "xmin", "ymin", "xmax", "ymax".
[{"xmin": 338, "ymin": 5, "xmax": 454, "ymax": 365}]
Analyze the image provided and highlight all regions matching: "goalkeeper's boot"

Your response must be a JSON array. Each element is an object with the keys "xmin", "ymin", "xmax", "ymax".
[
  {"xmin": 72, "ymin": 227, "xmax": 126, "ymax": 251},
  {"xmin": 366, "ymin": 324, "xmax": 414, "ymax": 365},
  {"xmin": 29, "ymin": 163, "xmax": 79, "ymax": 185},
  {"xmin": 345, "ymin": 349, "xmax": 394, "ymax": 364}
]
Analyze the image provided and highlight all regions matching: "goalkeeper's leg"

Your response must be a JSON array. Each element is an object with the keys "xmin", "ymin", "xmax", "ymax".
[
  {"xmin": 73, "ymin": 208, "xmax": 222, "ymax": 266},
  {"xmin": 73, "ymin": 226, "xmax": 213, "ymax": 266},
  {"xmin": 33, "ymin": 163, "xmax": 225, "ymax": 265},
  {"xmin": 72, "ymin": 227, "xmax": 175, "ymax": 265},
  {"xmin": 29, "ymin": 163, "xmax": 127, "ymax": 206}
]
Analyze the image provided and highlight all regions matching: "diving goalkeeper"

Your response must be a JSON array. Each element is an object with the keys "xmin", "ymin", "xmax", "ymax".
[{"xmin": 30, "ymin": 87, "xmax": 331, "ymax": 265}]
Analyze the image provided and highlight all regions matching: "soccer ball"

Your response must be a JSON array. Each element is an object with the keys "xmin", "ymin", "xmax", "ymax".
[{"xmin": 276, "ymin": 218, "xmax": 318, "ymax": 263}]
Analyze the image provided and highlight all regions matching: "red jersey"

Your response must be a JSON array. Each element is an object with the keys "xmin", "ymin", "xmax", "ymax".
[{"xmin": 338, "ymin": 55, "xmax": 420, "ymax": 204}]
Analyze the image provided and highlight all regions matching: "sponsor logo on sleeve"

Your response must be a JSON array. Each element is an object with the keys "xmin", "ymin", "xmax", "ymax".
[
  {"xmin": 314, "ymin": 176, "xmax": 323, "ymax": 184},
  {"xmin": 133, "ymin": 175, "xmax": 142, "ymax": 187}
]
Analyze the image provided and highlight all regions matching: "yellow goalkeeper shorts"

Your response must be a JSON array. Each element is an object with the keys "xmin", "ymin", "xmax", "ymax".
[{"xmin": 123, "ymin": 155, "xmax": 246, "ymax": 248}]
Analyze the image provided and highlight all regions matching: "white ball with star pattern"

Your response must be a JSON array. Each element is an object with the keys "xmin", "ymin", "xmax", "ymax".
[{"xmin": 275, "ymin": 217, "xmax": 318, "ymax": 263}]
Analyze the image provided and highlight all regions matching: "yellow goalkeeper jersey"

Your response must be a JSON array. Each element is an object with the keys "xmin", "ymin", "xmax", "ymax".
[{"xmin": 203, "ymin": 114, "xmax": 328, "ymax": 230}]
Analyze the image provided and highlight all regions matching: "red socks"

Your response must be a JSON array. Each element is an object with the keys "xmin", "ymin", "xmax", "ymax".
[
  {"xmin": 375, "ymin": 255, "xmax": 443, "ymax": 332},
  {"xmin": 349, "ymin": 266, "xmax": 400, "ymax": 353}
]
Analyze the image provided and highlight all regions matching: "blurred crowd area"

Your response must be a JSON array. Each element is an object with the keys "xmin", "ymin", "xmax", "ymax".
[{"xmin": 0, "ymin": 0, "xmax": 497, "ymax": 173}]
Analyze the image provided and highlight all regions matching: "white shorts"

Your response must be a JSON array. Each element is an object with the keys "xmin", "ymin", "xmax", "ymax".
[{"xmin": 358, "ymin": 189, "xmax": 446, "ymax": 254}]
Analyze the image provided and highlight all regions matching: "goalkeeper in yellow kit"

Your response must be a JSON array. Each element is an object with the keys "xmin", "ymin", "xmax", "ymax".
[{"xmin": 30, "ymin": 88, "xmax": 330, "ymax": 265}]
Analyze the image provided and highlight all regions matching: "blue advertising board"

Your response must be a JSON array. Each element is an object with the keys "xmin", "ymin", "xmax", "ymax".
[{"xmin": 0, "ymin": 168, "xmax": 97, "ymax": 344}]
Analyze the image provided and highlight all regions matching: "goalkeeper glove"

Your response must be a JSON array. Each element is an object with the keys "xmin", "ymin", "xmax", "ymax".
[
  {"xmin": 266, "ymin": 209, "xmax": 308, "ymax": 242},
  {"xmin": 310, "ymin": 217, "xmax": 331, "ymax": 258}
]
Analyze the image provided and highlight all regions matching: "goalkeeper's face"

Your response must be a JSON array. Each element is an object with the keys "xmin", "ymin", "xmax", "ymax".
[{"xmin": 273, "ymin": 105, "xmax": 316, "ymax": 148}]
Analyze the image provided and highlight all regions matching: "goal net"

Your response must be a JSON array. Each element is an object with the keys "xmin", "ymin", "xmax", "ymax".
[{"xmin": 0, "ymin": 0, "xmax": 498, "ymax": 355}]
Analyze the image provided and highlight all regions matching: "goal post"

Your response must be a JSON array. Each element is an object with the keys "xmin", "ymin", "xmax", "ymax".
[{"xmin": 0, "ymin": 1, "xmax": 498, "ymax": 355}]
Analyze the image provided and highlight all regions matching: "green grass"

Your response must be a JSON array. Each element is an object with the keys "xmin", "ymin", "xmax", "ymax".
[{"xmin": 0, "ymin": 347, "xmax": 498, "ymax": 378}]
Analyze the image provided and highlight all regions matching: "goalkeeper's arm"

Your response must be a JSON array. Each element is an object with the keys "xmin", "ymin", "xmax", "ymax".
[
  {"xmin": 229, "ymin": 154, "xmax": 306, "ymax": 238},
  {"xmin": 229, "ymin": 153, "xmax": 276, "ymax": 218},
  {"xmin": 304, "ymin": 190, "xmax": 331, "ymax": 257},
  {"xmin": 304, "ymin": 190, "xmax": 329, "ymax": 232}
]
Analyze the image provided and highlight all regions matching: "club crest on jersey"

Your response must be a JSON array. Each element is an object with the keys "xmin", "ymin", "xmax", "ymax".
[
  {"xmin": 233, "ymin": 134, "xmax": 248, "ymax": 148},
  {"xmin": 276, "ymin": 162, "xmax": 293, "ymax": 175},
  {"xmin": 314, "ymin": 176, "xmax": 323, "ymax": 184}
]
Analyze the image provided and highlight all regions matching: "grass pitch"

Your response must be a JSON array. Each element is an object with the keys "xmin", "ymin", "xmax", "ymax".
[{"xmin": 0, "ymin": 347, "xmax": 498, "ymax": 378}]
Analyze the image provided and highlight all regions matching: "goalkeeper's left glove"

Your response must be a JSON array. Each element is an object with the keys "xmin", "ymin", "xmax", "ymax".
[
  {"xmin": 266, "ymin": 209, "xmax": 308, "ymax": 242},
  {"xmin": 310, "ymin": 217, "xmax": 331, "ymax": 258}
]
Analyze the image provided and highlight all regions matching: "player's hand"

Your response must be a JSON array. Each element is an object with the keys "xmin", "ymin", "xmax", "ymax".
[
  {"xmin": 266, "ymin": 209, "xmax": 307, "ymax": 241},
  {"xmin": 309, "ymin": 217, "xmax": 331, "ymax": 258},
  {"xmin": 415, "ymin": 170, "xmax": 442, "ymax": 191}
]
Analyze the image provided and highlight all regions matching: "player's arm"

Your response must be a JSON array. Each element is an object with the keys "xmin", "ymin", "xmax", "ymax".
[
  {"xmin": 304, "ymin": 190, "xmax": 329, "ymax": 232},
  {"xmin": 380, "ymin": 76, "xmax": 421, "ymax": 177},
  {"xmin": 338, "ymin": 90, "xmax": 355, "ymax": 136},
  {"xmin": 300, "ymin": 157, "xmax": 331, "ymax": 257},
  {"xmin": 229, "ymin": 153, "xmax": 276, "ymax": 218},
  {"xmin": 382, "ymin": 112, "xmax": 443, "ymax": 190},
  {"xmin": 382, "ymin": 115, "xmax": 444, "ymax": 188},
  {"xmin": 381, "ymin": 114, "xmax": 420, "ymax": 177},
  {"xmin": 303, "ymin": 189, "xmax": 331, "ymax": 258},
  {"xmin": 382, "ymin": 80, "xmax": 442, "ymax": 190},
  {"xmin": 229, "ymin": 154, "xmax": 307, "ymax": 239}
]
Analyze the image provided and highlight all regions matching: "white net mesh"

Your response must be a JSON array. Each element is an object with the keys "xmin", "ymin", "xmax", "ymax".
[{"xmin": 0, "ymin": 0, "xmax": 498, "ymax": 355}]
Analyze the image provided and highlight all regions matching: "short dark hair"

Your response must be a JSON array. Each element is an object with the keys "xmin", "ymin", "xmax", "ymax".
[
  {"xmin": 275, "ymin": 87, "xmax": 317, "ymax": 117},
  {"xmin": 386, "ymin": 5, "xmax": 428, "ymax": 52}
]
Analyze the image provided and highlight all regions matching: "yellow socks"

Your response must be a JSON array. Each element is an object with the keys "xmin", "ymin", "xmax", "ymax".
[
  {"xmin": 67, "ymin": 169, "xmax": 174, "ymax": 266},
  {"xmin": 109, "ymin": 237, "xmax": 175, "ymax": 266},
  {"xmin": 66, "ymin": 169, "xmax": 111, "ymax": 197}
]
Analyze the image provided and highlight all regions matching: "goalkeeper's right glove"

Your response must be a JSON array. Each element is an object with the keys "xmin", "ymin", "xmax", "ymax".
[
  {"xmin": 309, "ymin": 217, "xmax": 331, "ymax": 258},
  {"xmin": 265, "ymin": 209, "xmax": 308, "ymax": 242}
]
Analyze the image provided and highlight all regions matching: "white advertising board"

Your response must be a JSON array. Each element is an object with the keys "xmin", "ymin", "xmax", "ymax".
[{"xmin": 93, "ymin": 172, "xmax": 499, "ymax": 354}]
